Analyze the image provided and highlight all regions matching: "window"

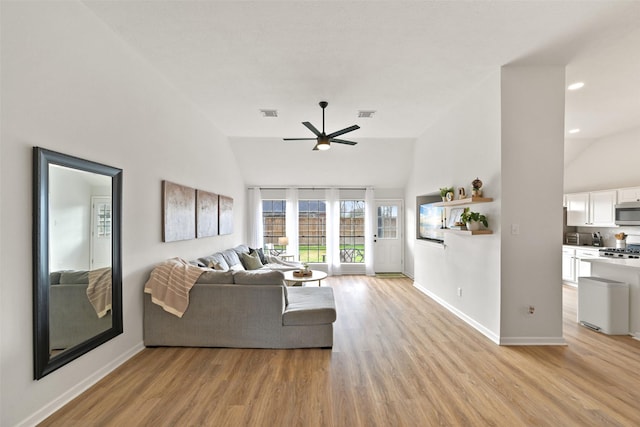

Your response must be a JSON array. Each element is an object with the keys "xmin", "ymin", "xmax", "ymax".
[
  {"xmin": 262, "ymin": 200, "xmax": 286, "ymax": 253},
  {"xmin": 298, "ymin": 200, "xmax": 326, "ymax": 263},
  {"xmin": 340, "ymin": 200, "xmax": 365, "ymax": 263},
  {"xmin": 377, "ymin": 205, "xmax": 398, "ymax": 238}
]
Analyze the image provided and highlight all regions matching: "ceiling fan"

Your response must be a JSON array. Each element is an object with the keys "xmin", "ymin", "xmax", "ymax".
[{"xmin": 284, "ymin": 101, "xmax": 359, "ymax": 151}]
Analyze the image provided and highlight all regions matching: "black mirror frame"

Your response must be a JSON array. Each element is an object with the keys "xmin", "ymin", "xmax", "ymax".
[{"xmin": 33, "ymin": 147, "xmax": 123, "ymax": 379}]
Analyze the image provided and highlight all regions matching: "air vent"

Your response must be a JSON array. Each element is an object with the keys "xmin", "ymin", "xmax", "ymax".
[
  {"xmin": 358, "ymin": 110, "xmax": 376, "ymax": 118},
  {"xmin": 260, "ymin": 109, "xmax": 278, "ymax": 118}
]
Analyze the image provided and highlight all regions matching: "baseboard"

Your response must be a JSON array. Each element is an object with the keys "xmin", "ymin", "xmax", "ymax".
[
  {"xmin": 413, "ymin": 281, "xmax": 501, "ymax": 344},
  {"xmin": 499, "ymin": 337, "xmax": 567, "ymax": 346},
  {"xmin": 20, "ymin": 341, "xmax": 145, "ymax": 427}
]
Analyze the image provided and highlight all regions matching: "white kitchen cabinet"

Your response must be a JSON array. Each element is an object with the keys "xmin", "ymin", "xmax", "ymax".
[
  {"xmin": 562, "ymin": 247, "xmax": 576, "ymax": 284},
  {"xmin": 565, "ymin": 190, "xmax": 617, "ymax": 227},
  {"xmin": 589, "ymin": 190, "xmax": 617, "ymax": 226},
  {"xmin": 562, "ymin": 246, "xmax": 600, "ymax": 285},
  {"xmin": 618, "ymin": 186, "xmax": 640, "ymax": 203},
  {"xmin": 566, "ymin": 193, "xmax": 589, "ymax": 226},
  {"xmin": 575, "ymin": 247, "xmax": 600, "ymax": 280}
]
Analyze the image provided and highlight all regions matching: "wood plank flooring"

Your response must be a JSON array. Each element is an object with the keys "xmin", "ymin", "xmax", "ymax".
[{"xmin": 40, "ymin": 276, "xmax": 640, "ymax": 426}]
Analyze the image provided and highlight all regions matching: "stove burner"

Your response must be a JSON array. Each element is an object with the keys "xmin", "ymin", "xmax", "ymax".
[{"xmin": 599, "ymin": 245, "xmax": 640, "ymax": 259}]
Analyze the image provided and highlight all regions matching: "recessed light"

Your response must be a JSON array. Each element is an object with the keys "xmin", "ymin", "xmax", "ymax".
[
  {"xmin": 569, "ymin": 128, "xmax": 581, "ymax": 134},
  {"xmin": 567, "ymin": 82, "xmax": 585, "ymax": 91},
  {"xmin": 260, "ymin": 109, "xmax": 278, "ymax": 118}
]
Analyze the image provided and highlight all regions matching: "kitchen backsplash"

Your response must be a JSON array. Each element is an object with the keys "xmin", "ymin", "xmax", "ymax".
[{"xmin": 574, "ymin": 226, "xmax": 640, "ymax": 247}]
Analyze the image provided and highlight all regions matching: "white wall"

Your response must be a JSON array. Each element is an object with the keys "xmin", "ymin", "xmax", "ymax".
[
  {"xmin": 564, "ymin": 126, "xmax": 640, "ymax": 193},
  {"xmin": 406, "ymin": 66, "xmax": 566, "ymax": 344},
  {"xmin": 499, "ymin": 66, "xmax": 565, "ymax": 344},
  {"xmin": 406, "ymin": 71, "xmax": 503, "ymax": 340},
  {"xmin": 1, "ymin": 2, "xmax": 245, "ymax": 425},
  {"xmin": 230, "ymin": 137, "xmax": 415, "ymax": 189}
]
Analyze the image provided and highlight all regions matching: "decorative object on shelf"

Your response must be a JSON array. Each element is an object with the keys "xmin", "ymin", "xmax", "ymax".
[
  {"xmin": 471, "ymin": 177, "xmax": 483, "ymax": 197},
  {"xmin": 615, "ymin": 232, "xmax": 627, "ymax": 249},
  {"xmin": 457, "ymin": 187, "xmax": 466, "ymax": 200},
  {"xmin": 440, "ymin": 186, "xmax": 454, "ymax": 201},
  {"xmin": 460, "ymin": 207, "xmax": 488, "ymax": 231},
  {"xmin": 448, "ymin": 207, "xmax": 465, "ymax": 229}
]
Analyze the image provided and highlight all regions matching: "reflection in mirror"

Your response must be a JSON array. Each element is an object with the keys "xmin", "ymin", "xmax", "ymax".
[
  {"xmin": 34, "ymin": 147, "xmax": 122, "ymax": 379},
  {"xmin": 49, "ymin": 166, "xmax": 112, "ymax": 355}
]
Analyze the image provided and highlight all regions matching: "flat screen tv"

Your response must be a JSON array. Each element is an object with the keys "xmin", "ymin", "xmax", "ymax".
[{"xmin": 418, "ymin": 203, "xmax": 444, "ymax": 242}]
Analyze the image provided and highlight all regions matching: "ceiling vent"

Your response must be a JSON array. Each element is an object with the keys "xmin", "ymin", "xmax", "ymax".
[
  {"xmin": 358, "ymin": 110, "xmax": 376, "ymax": 118},
  {"xmin": 260, "ymin": 109, "xmax": 278, "ymax": 118}
]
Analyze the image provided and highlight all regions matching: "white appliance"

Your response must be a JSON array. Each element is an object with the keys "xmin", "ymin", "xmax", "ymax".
[{"xmin": 578, "ymin": 277, "xmax": 629, "ymax": 335}]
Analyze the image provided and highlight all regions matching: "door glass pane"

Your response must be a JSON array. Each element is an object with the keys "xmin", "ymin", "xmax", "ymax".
[{"xmin": 377, "ymin": 205, "xmax": 398, "ymax": 239}]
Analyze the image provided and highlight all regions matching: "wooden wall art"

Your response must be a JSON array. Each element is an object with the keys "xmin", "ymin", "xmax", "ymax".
[
  {"xmin": 196, "ymin": 190, "xmax": 219, "ymax": 238},
  {"xmin": 162, "ymin": 181, "xmax": 196, "ymax": 242},
  {"xmin": 218, "ymin": 195, "xmax": 234, "ymax": 235}
]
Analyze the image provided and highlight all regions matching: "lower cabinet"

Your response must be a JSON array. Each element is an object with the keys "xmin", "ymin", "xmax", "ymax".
[
  {"xmin": 562, "ymin": 246, "xmax": 600, "ymax": 285},
  {"xmin": 562, "ymin": 248, "xmax": 576, "ymax": 284}
]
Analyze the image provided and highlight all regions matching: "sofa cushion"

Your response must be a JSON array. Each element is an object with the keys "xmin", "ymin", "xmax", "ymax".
[
  {"xmin": 233, "ymin": 269, "xmax": 285, "ymax": 285},
  {"xmin": 233, "ymin": 244, "xmax": 251, "ymax": 257},
  {"xmin": 234, "ymin": 269, "xmax": 288, "ymax": 304},
  {"xmin": 241, "ymin": 251, "xmax": 264, "ymax": 270},
  {"xmin": 196, "ymin": 270, "xmax": 234, "ymax": 284},
  {"xmin": 59, "ymin": 270, "xmax": 89, "ymax": 284},
  {"xmin": 198, "ymin": 253, "xmax": 229, "ymax": 271},
  {"xmin": 283, "ymin": 287, "xmax": 337, "ymax": 326},
  {"xmin": 221, "ymin": 249, "xmax": 243, "ymax": 270}
]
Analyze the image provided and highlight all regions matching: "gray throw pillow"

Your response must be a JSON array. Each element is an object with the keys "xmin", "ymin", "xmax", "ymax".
[
  {"xmin": 241, "ymin": 251, "xmax": 264, "ymax": 270},
  {"xmin": 196, "ymin": 270, "xmax": 235, "ymax": 284},
  {"xmin": 59, "ymin": 270, "xmax": 89, "ymax": 284}
]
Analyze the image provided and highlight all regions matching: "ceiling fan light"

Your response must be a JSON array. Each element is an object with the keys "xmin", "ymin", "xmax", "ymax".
[{"xmin": 317, "ymin": 141, "xmax": 331, "ymax": 150}]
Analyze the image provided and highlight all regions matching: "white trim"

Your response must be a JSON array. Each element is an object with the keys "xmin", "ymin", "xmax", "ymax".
[
  {"xmin": 414, "ymin": 281, "xmax": 568, "ymax": 346},
  {"xmin": 413, "ymin": 281, "xmax": 500, "ymax": 344},
  {"xmin": 20, "ymin": 342, "xmax": 145, "ymax": 427},
  {"xmin": 499, "ymin": 337, "xmax": 567, "ymax": 346}
]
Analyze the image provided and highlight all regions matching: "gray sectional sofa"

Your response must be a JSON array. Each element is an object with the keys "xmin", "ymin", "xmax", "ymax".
[
  {"xmin": 50, "ymin": 270, "xmax": 111, "ymax": 350},
  {"xmin": 143, "ymin": 245, "xmax": 337, "ymax": 348}
]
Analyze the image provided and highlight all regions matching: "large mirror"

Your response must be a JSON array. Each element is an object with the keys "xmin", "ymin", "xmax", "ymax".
[{"xmin": 33, "ymin": 147, "xmax": 123, "ymax": 379}]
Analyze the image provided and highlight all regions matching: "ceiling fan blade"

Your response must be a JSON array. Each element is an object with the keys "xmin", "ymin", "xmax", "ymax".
[
  {"xmin": 330, "ymin": 138, "xmax": 358, "ymax": 146},
  {"xmin": 327, "ymin": 124, "xmax": 360, "ymax": 139},
  {"xmin": 283, "ymin": 138, "xmax": 318, "ymax": 141},
  {"xmin": 302, "ymin": 121, "xmax": 321, "ymax": 136},
  {"xmin": 312, "ymin": 144, "xmax": 319, "ymax": 151}
]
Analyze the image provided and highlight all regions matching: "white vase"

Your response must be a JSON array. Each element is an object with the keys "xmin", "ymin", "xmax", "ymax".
[{"xmin": 466, "ymin": 220, "xmax": 480, "ymax": 231}]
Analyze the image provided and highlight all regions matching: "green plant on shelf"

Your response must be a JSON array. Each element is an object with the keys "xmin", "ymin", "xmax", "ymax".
[
  {"xmin": 439, "ymin": 187, "xmax": 454, "ymax": 198},
  {"xmin": 460, "ymin": 207, "xmax": 488, "ymax": 227}
]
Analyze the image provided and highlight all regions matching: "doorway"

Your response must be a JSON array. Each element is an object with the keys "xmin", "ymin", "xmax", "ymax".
[{"xmin": 374, "ymin": 200, "xmax": 403, "ymax": 273}]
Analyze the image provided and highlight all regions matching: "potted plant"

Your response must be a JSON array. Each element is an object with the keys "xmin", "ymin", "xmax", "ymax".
[
  {"xmin": 459, "ymin": 207, "xmax": 488, "ymax": 231},
  {"xmin": 439, "ymin": 186, "xmax": 454, "ymax": 201}
]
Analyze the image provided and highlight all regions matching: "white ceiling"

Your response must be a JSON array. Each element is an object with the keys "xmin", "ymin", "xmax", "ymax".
[{"xmin": 83, "ymin": 1, "xmax": 640, "ymax": 186}]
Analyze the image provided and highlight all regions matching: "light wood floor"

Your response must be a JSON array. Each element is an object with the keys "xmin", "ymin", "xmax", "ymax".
[{"xmin": 40, "ymin": 276, "xmax": 640, "ymax": 426}]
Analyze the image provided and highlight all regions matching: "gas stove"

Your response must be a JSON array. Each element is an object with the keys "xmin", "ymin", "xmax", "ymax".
[{"xmin": 599, "ymin": 244, "xmax": 640, "ymax": 259}]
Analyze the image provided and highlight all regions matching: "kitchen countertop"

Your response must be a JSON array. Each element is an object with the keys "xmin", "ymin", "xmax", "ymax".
[
  {"xmin": 583, "ymin": 257, "xmax": 640, "ymax": 270},
  {"xmin": 562, "ymin": 244, "xmax": 603, "ymax": 250}
]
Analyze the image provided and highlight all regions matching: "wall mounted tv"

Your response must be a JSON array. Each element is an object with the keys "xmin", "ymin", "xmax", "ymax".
[{"xmin": 418, "ymin": 202, "xmax": 444, "ymax": 242}]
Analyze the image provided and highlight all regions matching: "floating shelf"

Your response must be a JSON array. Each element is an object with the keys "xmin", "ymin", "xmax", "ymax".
[
  {"xmin": 446, "ymin": 229, "xmax": 493, "ymax": 235},
  {"xmin": 433, "ymin": 197, "xmax": 493, "ymax": 207}
]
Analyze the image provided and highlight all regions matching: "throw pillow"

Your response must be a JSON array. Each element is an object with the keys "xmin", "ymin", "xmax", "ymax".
[
  {"xmin": 207, "ymin": 260, "xmax": 227, "ymax": 271},
  {"xmin": 250, "ymin": 247, "xmax": 266, "ymax": 265},
  {"xmin": 241, "ymin": 251, "xmax": 264, "ymax": 270}
]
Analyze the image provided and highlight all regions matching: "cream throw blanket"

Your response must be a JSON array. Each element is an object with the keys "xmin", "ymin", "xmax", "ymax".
[
  {"xmin": 144, "ymin": 257, "xmax": 207, "ymax": 318},
  {"xmin": 87, "ymin": 267, "xmax": 112, "ymax": 318}
]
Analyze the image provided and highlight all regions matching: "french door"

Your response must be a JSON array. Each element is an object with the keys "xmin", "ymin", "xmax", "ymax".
[{"xmin": 373, "ymin": 200, "xmax": 403, "ymax": 273}]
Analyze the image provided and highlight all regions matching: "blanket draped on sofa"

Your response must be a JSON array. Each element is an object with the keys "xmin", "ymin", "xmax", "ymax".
[
  {"xmin": 144, "ymin": 257, "xmax": 207, "ymax": 317},
  {"xmin": 87, "ymin": 267, "xmax": 113, "ymax": 318}
]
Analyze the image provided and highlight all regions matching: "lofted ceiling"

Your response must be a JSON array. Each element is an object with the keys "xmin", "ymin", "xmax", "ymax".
[{"xmin": 83, "ymin": 1, "xmax": 640, "ymax": 186}]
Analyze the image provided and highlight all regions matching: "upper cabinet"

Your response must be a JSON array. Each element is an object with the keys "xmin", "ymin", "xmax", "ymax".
[
  {"xmin": 566, "ymin": 190, "xmax": 617, "ymax": 227},
  {"xmin": 618, "ymin": 186, "xmax": 640, "ymax": 203}
]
